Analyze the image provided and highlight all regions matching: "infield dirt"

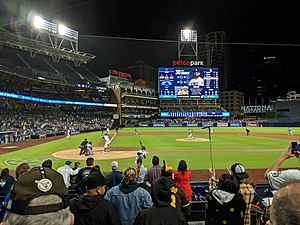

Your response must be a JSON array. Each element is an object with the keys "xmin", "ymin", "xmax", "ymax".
[{"xmin": 0, "ymin": 131, "xmax": 297, "ymax": 183}]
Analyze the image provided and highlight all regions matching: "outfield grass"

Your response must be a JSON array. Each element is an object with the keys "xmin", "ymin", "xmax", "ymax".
[{"xmin": 0, "ymin": 127, "xmax": 299, "ymax": 172}]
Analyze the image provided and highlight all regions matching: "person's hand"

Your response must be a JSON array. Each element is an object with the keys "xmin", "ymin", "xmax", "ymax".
[
  {"xmin": 265, "ymin": 220, "xmax": 272, "ymax": 225},
  {"xmin": 294, "ymin": 150, "xmax": 300, "ymax": 159},
  {"xmin": 226, "ymin": 167, "xmax": 232, "ymax": 175},
  {"xmin": 281, "ymin": 144, "xmax": 294, "ymax": 159},
  {"xmin": 209, "ymin": 168, "xmax": 215, "ymax": 177}
]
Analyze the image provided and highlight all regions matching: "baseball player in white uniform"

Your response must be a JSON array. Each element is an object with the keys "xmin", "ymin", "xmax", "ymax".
[
  {"xmin": 66, "ymin": 128, "xmax": 71, "ymax": 140},
  {"xmin": 102, "ymin": 133, "xmax": 111, "ymax": 153},
  {"xmin": 188, "ymin": 129, "xmax": 194, "ymax": 139},
  {"xmin": 288, "ymin": 127, "xmax": 293, "ymax": 135},
  {"xmin": 135, "ymin": 149, "xmax": 147, "ymax": 165}
]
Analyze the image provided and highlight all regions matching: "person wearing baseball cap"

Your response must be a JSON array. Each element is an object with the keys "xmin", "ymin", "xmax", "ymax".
[
  {"xmin": 2, "ymin": 166, "xmax": 73, "ymax": 225},
  {"xmin": 70, "ymin": 172, "xmax": 120, "ymax": 225},
  {"xmin": 161, "ymin": 160, "xmax": 191, "ymax": 220},
  {"xmin": 231, "ymin": 163, "xmax": 249, "ymax": 179},
  {"xmin": 189, "ymin": 68, "xmax": 204, "ymax": 87},
  {"xmin": 230, "ymin": 163, "xmax": 254, "ymax": 225},
  {"xmin": 57, "ymin": 160, "xmax": 80, "ymax": 189},
  {"xmin": 106, "ymin": 161, "xmax": 122, "ymax": 190}
]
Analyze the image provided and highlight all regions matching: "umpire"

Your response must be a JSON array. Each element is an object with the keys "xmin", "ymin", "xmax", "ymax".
[{"xmin": 79, "ymin": 138, "xmax": 88, "ymax": 155}]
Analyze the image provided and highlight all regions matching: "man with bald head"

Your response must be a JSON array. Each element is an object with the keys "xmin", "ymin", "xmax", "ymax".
[{"xmin": 266, "ymin": 182, "xmax": 300, "ymax": 225}]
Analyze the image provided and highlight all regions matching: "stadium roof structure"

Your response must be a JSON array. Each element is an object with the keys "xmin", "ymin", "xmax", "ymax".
[{"xmin": 0, "ymin": 27, "xmax": 95, "ymax": 67}]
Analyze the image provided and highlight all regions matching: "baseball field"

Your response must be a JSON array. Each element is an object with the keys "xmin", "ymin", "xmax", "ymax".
[{"xmin": 0, "ymin": 126, "xmax": 299, "ymax": 182}]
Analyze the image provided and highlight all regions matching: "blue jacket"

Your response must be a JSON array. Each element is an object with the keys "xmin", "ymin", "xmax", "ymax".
[
  {"xmin": 104, "ymin": 181, "xmax": 153, "ymax": 225},
  {"xmin": 106, "ymin": 170, "xmax": 123, "ymax": 190}
]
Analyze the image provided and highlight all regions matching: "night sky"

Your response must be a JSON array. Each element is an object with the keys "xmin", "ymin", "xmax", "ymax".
[{"xmin": 1, "ymin": 0, "xmax": 300, "ymax": 96}]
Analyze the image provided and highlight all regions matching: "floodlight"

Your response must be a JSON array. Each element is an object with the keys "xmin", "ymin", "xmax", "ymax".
[
  {"xmin": 58, "ymin": 24, "xmax": 67, "ymax": 35},
  {"xmin": 63, "ymin": 27, "xmax": 78, "ymax": 40},
  {"xmin": 180, "ymin": 29, "xmax": 197, "ymax": 42},
  {"xmin": 33, "ymin": 16, "xmax": 44, "ymax": 29}
]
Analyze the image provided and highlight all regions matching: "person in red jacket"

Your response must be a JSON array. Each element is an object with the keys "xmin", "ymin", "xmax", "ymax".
[{"xmin": 173, "ymin": 160, "xmax": 192, "ymax": 202}]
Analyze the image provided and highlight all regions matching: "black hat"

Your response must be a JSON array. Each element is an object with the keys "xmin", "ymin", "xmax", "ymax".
[
  {"xmin": 65, "ymin": 160, "xmax": 72, "ymax": 165},
  {"xmin": 85, "ymin": 172, "xmax": 111, "ymax": 189},
  {"xmin": 194, "ymin": 69, "xmax": 200, "ymax": 73},
  {"xmin": 6, "ymin": 166, "xmax": 69, "ymax": 215}
]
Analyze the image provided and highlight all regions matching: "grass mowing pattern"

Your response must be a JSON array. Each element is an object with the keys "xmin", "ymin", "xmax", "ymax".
[{"xmin": 0, "ymin": 127, "xmax": 299, "ymax": 172}]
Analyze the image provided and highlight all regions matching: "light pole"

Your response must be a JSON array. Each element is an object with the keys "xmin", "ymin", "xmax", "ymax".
[{"xmin": 202, "ymin": 125, "xmax": 214, "ymax": 170}]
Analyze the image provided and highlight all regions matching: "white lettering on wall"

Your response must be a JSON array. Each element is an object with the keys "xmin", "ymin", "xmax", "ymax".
[{"xmin": 241, "ymin": 105, "xmax": 273, "ymax": 113}]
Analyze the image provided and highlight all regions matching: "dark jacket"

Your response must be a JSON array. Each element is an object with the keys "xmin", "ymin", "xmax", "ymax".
[
  {"xmin": 166, "ymin": 176, "xmax": 191, "ymax": 219},
  {"xmin": 133, "ymin": 177, "xmax": 187, "ymax": 225},
  {"xmin": 70, "ymin": 195, "xmax": 121, "ymax": 225},
  {"xmin": 75, "ymin": 167, "xmax": 92, "ymax": 195},
  {"xmin": 0, "ymin": 175, "xmax": 15, "ymax": 196},
  {"xmin": 205, "ymin": 189, "xmax": 246, "ymax": 225},
  {"xmin": 106, "ymin": 170, "xmax": 122, "ymax": 190}
]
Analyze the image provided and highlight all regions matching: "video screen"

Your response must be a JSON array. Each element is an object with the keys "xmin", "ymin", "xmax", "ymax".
[{"xmin": 158, "ymin": 67, "xmax": 218, "ymax": 99}]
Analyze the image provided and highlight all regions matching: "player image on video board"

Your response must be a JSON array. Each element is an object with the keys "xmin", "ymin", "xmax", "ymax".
[
  {"xmin": 188, "ymin": 68, "xmax": 204, "ymax": 97},
  {"xmin": 158, "ymin": 67, "xmax": 218, "ymax": 99}
]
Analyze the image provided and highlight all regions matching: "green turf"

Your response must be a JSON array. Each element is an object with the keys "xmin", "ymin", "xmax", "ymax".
[{"xmin": 0, "ymin": 127, "xmax": 299, "ymax": 173}]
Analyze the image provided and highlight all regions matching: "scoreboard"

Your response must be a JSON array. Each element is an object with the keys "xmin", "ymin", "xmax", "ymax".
[{"xmin": 158, "ymin": 67, "xmax": 218, "ymax": 99}]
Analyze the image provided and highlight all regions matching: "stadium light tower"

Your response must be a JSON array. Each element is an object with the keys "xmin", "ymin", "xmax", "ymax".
[
  {"xmin": 30, "ymin": 15, "xmax": 79, "ymax": 59},
  {"xmin": 33, "ymin": 16, "xmax": 44, "ymax": 29},
  {"xmin": 178, "ymin": 29, "xmax": 198, "ymax": 60}
]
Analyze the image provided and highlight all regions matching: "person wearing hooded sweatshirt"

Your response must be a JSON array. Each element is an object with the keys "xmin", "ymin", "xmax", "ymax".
[
  {"xmin": 161, "ymin": 161, "xmax": 191, "ymax": 220},
  {"xmin": 105, "ymin": 167, "xmax": 152, "ymax": 225},
  {"xmin": 133, "ymin": 176, "xmax": 187, "ymax": 225},
  {"xmin": 70, "ymin": 172, "xmax": 121, "ymax": 225},
  {"xmin": 205, "ymin": 172, "xmax": 246, "ymax": 225}
]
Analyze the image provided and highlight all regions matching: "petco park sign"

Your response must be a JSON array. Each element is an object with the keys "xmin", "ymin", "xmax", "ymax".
[
  {"xmin": 241, "ymin": 105, "xmax": 273, "ymax": 114},
  {"xmin": 172, "ymin": 60, "xmax": 204, "ymax": 67}
]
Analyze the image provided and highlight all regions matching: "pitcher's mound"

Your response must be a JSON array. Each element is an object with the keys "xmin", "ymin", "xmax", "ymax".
[
  {"xmin": 52, "ymin": 147, "xmax": 137, "ymax": 160},
  {"xmin": 176, "ymin": 138, "xmax": 209, "ymax": 142}
]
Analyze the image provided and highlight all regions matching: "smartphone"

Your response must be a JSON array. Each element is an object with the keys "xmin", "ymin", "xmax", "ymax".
[{"xmin": 291, "ymin": 142, "xmax": 299, "ymax": 154}]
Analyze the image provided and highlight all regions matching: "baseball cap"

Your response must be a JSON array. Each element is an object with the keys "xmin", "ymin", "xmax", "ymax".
[
  {"xmin": 231, "ymin": 163, "xmax": 249, "ymax": 179},
  {"xmin": 194, "ymin": 69, "xmax": 200, "ymax": 73},
  {"xmin": 161, "ymin": 160, "xmax": 173, "ymax": 177},
  {"xmin": 6, "ymin": 166, "xmax": 69, "ymax": 215},
  {"xmin": 111, "ymin": 161, "xmax": 118, "ymax": 169},
  {"xmin": 85, "ymin": 172, "xmax": 112, "ymax": 189},
  {"xmin": 65, "ymin": 160, "xmax": 72, "ymax": 165}
]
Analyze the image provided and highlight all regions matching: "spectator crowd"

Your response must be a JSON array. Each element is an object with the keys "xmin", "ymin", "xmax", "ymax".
[{"xmin": 0, "ymin": 143, "xmax": 299, "ymax": 225}]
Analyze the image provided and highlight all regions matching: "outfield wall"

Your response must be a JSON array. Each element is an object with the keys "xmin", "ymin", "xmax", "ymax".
[{"xmin": 136, "ymin": 120, "xmax": 300, "ymax": 128}]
